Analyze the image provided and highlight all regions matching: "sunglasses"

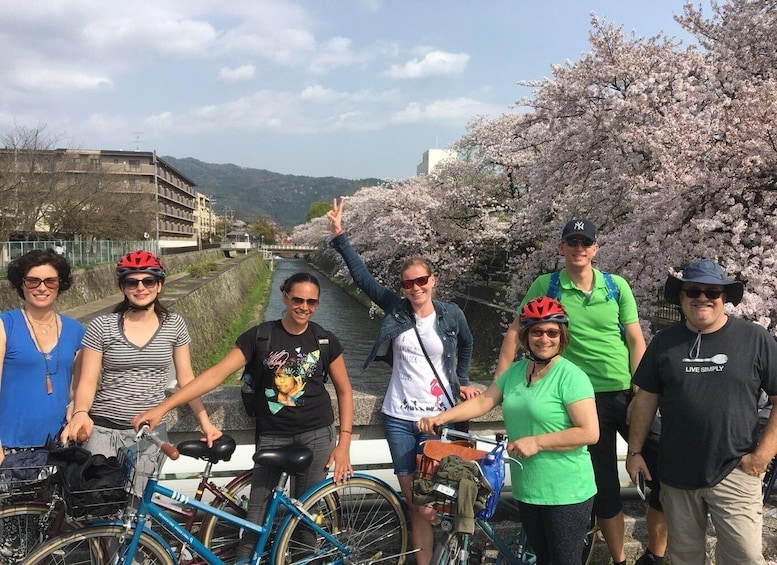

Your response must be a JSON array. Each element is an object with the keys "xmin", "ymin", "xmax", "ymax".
[
  {"xmin": 529, "ymin": 328, "xmax": 561, "ymax": 338},
  {"xmin": 286, "ymin": 294, "xmax": 320, "ymax": 307},
  {"xmin": 120, "ymin": 277, "xmax": 160, "ymax": 290},
  {"xmin": 401, "ymin": 275, "xmax": 431, "ymax": 289},
  {"xmin": 22, "ymin": 276, "xmax": 60, "ymax": 290},
  {"xmin": 682, "ymin": 287, "xmax": 724, "ymax": 300},
  {"xmin": 563, "ymin": 238, "xmax": 595, "ymax": 248}
]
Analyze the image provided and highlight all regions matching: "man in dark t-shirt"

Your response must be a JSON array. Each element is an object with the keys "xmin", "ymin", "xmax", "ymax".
[{"xmin": 627, "ymin": 259, "xmax": 777, "ymax": 565}]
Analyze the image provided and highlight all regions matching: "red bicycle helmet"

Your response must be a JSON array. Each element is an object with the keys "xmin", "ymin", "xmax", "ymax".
[
  {"xmin": 519, "ymin": 296, "xmax": 568, "ymax": 328},
  {"xmin": 116, "ymin": 250, "xmax": 166, "ymax": 281}
]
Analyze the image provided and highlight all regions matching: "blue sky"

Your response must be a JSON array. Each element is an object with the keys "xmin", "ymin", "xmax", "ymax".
[{"xmin": 0, "ymin": 0, "xmax": 694, "ymax": 180}]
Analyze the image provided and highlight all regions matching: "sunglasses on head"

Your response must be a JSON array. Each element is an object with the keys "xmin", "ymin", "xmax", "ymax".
[
  {"xmin": 286, "ymin": 293, "xmax": 320, "ymax": 307},
  {"xmin": 22, "ymin": 276, "xmax": 60, "ymax": 290},
  {"xmin": 563, "ymin": 238, "xmax": 595, "ymax": 248},
  {"xmin": 120, "ymin": 277, "xmax": 160, "ymax": 290},
  {"xmin": 401, "ymin": 275, "xmax": 431, "ymax": 289},
  {"xmin": 529, "ymin": 328, "xmax": 561, "ymax": 338},
  {"xmin": 682, "ymin": 287, "xmax": 724, "ymax": 300}
]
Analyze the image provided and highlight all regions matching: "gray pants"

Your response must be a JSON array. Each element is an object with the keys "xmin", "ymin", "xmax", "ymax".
[
  {"xmin": 83, "ymin": 422, "xmax": 169, "ymax": 495},
  {"xmin": 237, "ymin": 425, "xmax": 336, "ymax": 560}
]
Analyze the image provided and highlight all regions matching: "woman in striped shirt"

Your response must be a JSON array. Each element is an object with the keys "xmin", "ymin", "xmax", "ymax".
[{"xmin": 62, "ymin": 251, "xmax": 221, "ymax": 486}]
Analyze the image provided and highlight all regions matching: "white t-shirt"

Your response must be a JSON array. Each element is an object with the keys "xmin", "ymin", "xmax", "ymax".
[{"xmin": 382, "ymin": 311, "xmax": 453, "ymax": 420}]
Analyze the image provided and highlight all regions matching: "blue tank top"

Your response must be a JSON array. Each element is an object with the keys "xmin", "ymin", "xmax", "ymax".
[{"xmin": 0, "ymin": 309, "xmax": 85, "ymax": 448}]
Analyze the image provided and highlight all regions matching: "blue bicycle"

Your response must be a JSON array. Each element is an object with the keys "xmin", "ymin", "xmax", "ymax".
[{"xmin": 21, "ymin": 425, "xmax": 411, "ymax": 565}]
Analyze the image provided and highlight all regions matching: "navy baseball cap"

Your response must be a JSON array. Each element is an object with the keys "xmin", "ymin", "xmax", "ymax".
[{"xmin": 561, "ymin": 219, "xmax": 596, "ymax": 241}]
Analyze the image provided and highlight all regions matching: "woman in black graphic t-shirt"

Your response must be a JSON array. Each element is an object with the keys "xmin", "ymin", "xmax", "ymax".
[{"xmin": 134, "ymin": 271, "xmax": 354, "ymax": 560}]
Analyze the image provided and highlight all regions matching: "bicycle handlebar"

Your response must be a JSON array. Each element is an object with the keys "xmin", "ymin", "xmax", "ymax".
[
  {"xmin": 440, "ymin": 427, "xmax": 507, "ymax": 445},
  {"xmin": 440, "ymin": 428, "xmax": 523, "ymax": 467},
  {"xmin": 136, "ymin": 423, "xmax": 180, "ymax": 460}
]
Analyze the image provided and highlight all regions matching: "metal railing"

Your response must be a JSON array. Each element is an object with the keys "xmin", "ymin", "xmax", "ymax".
[{"xmin": 0, "ymin": 239, "xmax": 158, "ymax": 270}]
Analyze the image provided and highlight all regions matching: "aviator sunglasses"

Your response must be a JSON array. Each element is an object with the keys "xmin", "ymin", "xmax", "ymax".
[
  {"xmin": 529, "ymin": 328, "xmax": 561, "ymax": 338},
  {"xmin": 563, "ymin": 238, "xmax": 595, "ymax": 248},
  {"xmin": 681, "ymin": 287, "xmax": 724, "ymax": 300},
  {"xmin": 285, "ymin": 293, "xmax": 320, "ymax": 307},
  {"xmin": 22, "ymin": 276, "xmax": 61, "ymax": 290},
  {"xmin": 120, "ymin": 277, "xmax": 160, "ymax": 290},
  {"xmin": 402, "ymin": 275, "xmax": 431, "ymax": 289}
]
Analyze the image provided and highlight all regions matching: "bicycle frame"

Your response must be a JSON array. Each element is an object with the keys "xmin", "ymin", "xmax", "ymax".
[{"xmin": 108, "ymin": 471, "xmax": 382, "ymax": 565}]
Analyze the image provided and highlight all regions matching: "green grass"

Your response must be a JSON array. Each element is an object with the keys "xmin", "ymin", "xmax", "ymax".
[{"xmin": 203, "ymin": 264, "xmax": 273, "ymax": 386}]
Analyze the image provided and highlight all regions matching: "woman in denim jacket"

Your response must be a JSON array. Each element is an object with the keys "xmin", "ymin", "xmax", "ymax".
[{"xmin": 327, "ymin": 198, "xmax": 478, "ymax": 565}]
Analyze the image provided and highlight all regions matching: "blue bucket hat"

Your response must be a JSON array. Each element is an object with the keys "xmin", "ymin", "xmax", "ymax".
[{"xmin": 664, "ymin": 259, "xmax": 744, "ymax": 306}]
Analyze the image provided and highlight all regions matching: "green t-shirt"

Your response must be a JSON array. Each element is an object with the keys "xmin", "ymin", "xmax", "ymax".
[
  {"xmin": 520, "ymin": 269, "xmax": 639, "ymax": 392},
  {"xmin": 496, "ymin": 357, "xmax": 597, "ymax": 505}
]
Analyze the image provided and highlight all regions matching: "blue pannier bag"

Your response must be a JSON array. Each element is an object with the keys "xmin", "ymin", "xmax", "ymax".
[{"xmin": 477, "ymin": 443, "xmax": 505, "ymax": 520}]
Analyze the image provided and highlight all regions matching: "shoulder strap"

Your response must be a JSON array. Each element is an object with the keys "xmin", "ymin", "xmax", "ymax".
[
  {"xmin": 602, "ymin": 273, "xmax": 625, "ymax": 338},
  {"xmin": 308, "ymin": 321, "xmax": 331, "ymax": 382},
  {"xmin": 413, "ymin": 324, "xmax": 456, "ymax": 408},
  {"xmin": 602, "ymin": 272, "xmax": 620, "ymax": 303},
  {"xmin": 546, "ymin": 271, "xmax": 561, "ymax": 300}
]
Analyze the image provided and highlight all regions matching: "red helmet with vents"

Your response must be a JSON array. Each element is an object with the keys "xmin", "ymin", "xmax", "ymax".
[
  {"xmin": 519, "ymin": 296, "xmax": 568, "ymax": 328},
  {"xmin": 116, "ymin": 250, "xmax": 165, "ymax": 281}
]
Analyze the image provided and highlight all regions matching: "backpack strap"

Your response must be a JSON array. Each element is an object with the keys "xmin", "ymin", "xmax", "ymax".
[
  {"xmin": 308, "ymin": 321, "xmax": 331, "ymax": 382},
  {"xmin": 545, "ymin": 271, "xmax": 625, "ymax": 339},
  {"xmin": 602, "ymin": 272, "xmax": 625, "ymax": 339},
  {"xmin": 547, "ymin": 271, "xmax": 561, "ymax": 300}
]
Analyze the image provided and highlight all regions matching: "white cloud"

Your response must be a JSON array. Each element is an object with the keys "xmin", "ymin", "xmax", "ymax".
[
  {"xmin": 300, "ymin": 85, "xmax": 342, "ymax": 102},
  {"xmin": 385, "ymin": 50, "xmax": 470, "ymax": 80},
  {"xmin": 11, "ymin": 66, "xmax": 113, "ymax": 91},
  {"xmin": 390, "ymin": 98, "xmax": 501, "ymax": 124},
  {"xmin": 218, "ymin": 65, "xmax": 256, "ymax": 83},
  {"xmin": 308, "ymin": 38, "xmax": 399, "ymax": 74}
]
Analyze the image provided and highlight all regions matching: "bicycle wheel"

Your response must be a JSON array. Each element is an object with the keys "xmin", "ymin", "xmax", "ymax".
[
  {"xmin": 272, "ymin": 476, "xmax": 409, "ymax": 565},
  {"xmin": 0, "ymin": 502, "xmax": 72, "ymax": 564},
  {"xmin": 198, "ymin": 471, "xmax": 253, "ymax": 559},
  {"xmin": 432, "ymin": 531, "xmax": 466, "ymax": 565},
  {"xmin": 22, "ymin": 524, "xmax": 175, "ymax": 565}
]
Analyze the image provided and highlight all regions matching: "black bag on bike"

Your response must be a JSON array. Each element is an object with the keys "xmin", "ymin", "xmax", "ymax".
[{"xmin": 47, "ymin": 445, "xmax": 128, "ymax": 517}]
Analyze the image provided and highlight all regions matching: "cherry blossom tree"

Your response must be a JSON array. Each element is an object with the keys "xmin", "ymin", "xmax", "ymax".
[{"xmin": 296, "ymin": 0, "xmax": 777, "ymax": 333}]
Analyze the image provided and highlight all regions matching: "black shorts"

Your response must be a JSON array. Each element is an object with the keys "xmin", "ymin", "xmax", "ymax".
[{"xmin": 589, "ymin": 390, "xmax": 662, "ymax": 519}]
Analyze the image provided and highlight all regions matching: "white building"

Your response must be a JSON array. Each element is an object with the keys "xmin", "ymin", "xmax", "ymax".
[{"xmin": 417, "ymin": 149, "xmax": 455, "ymax": 176}]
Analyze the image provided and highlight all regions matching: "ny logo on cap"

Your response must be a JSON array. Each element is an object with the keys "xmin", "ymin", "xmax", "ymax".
[{"xmin": 574, "ymin": 221, "xmax": 585, "ymax": 231}]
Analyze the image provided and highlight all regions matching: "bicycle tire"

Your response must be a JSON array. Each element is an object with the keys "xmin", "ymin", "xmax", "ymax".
[
  {"xmin": 0, "ymin": 502, "xmax": 73, "ymax": 564},
  {"xmin": 21, "ymin": 524, "xmax": 175, "ymax": 565},
  {"xmin": 272, "ymin": 476, "xmax": 409, "ymax": 565},
  {"xmin": 198, "ymin": 471, "xmax": 253, "ymax": 558}
]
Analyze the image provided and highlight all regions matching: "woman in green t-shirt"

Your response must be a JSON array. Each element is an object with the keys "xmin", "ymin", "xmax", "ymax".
[{"xmin": 418, "ymin": 297, "xmax": 599, "ymax": 565}]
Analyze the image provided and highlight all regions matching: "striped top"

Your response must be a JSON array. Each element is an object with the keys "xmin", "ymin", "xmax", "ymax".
[{"xmin": 83, "ymin": 312, "xmax": 191, "ymax": 426}]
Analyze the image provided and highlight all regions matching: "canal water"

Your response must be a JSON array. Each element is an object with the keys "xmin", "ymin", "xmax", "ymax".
[{"xmin": 264, "ymin": 257, "xmax": 391, "ymax": 384}]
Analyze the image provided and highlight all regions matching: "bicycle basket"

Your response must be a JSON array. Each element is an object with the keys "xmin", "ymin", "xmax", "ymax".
[
  {"xmin": 413, "ymin": 440, "xmax": 488, "ymax": 516},
  {"xmin": 49, "ymin": 445, "xmax": 135, "ymax": 518},
  {"xmin": 0, "ymin": 449, "xmax": 56, "ymax": 500}
]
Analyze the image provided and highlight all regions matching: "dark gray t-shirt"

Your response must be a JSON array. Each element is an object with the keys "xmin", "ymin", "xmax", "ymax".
[{"xmin": 634, "ymin": 317, "xmax": 777, "ymax": 489}]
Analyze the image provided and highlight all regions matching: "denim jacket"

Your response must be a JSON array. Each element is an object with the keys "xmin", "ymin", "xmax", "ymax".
[{"xmin": 330, "ymin": 232, "xmax": 473, "ymax": 398}]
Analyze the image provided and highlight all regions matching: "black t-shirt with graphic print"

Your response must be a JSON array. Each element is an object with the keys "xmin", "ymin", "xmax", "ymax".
[{"xmin": 236, "ymin": 320, "xmax": 344, "ymax": 436}]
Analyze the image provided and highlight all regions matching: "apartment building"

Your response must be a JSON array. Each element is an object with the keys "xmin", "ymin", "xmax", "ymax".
[{"xmin": 0, "ymin": 147, "xmax": 216, "ymax": 247}]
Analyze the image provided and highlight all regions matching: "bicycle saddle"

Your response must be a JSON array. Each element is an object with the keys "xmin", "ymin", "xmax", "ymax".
[
  {"xmin": 254, "ymin": 446, "xmax": 313, "ymax": 475},
  {"xmin": 177, "ymin": 434, "xmax": 237, "ymax": 463}
]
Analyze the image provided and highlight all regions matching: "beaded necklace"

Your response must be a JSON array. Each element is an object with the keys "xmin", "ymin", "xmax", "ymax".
[{"xmin": 22, "ymin": 308, "xmax": 60, "ymax": 395}]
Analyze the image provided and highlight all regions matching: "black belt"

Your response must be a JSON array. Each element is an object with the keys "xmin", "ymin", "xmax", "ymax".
[{"xmin": 91, "ymin": 415, "xmax": 134, "ymax": 430}]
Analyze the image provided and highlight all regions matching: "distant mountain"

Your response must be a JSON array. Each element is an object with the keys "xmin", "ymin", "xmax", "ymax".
[{"xmin": 162, "ymin": 156, "xmax": 384, "ymax": 228}]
